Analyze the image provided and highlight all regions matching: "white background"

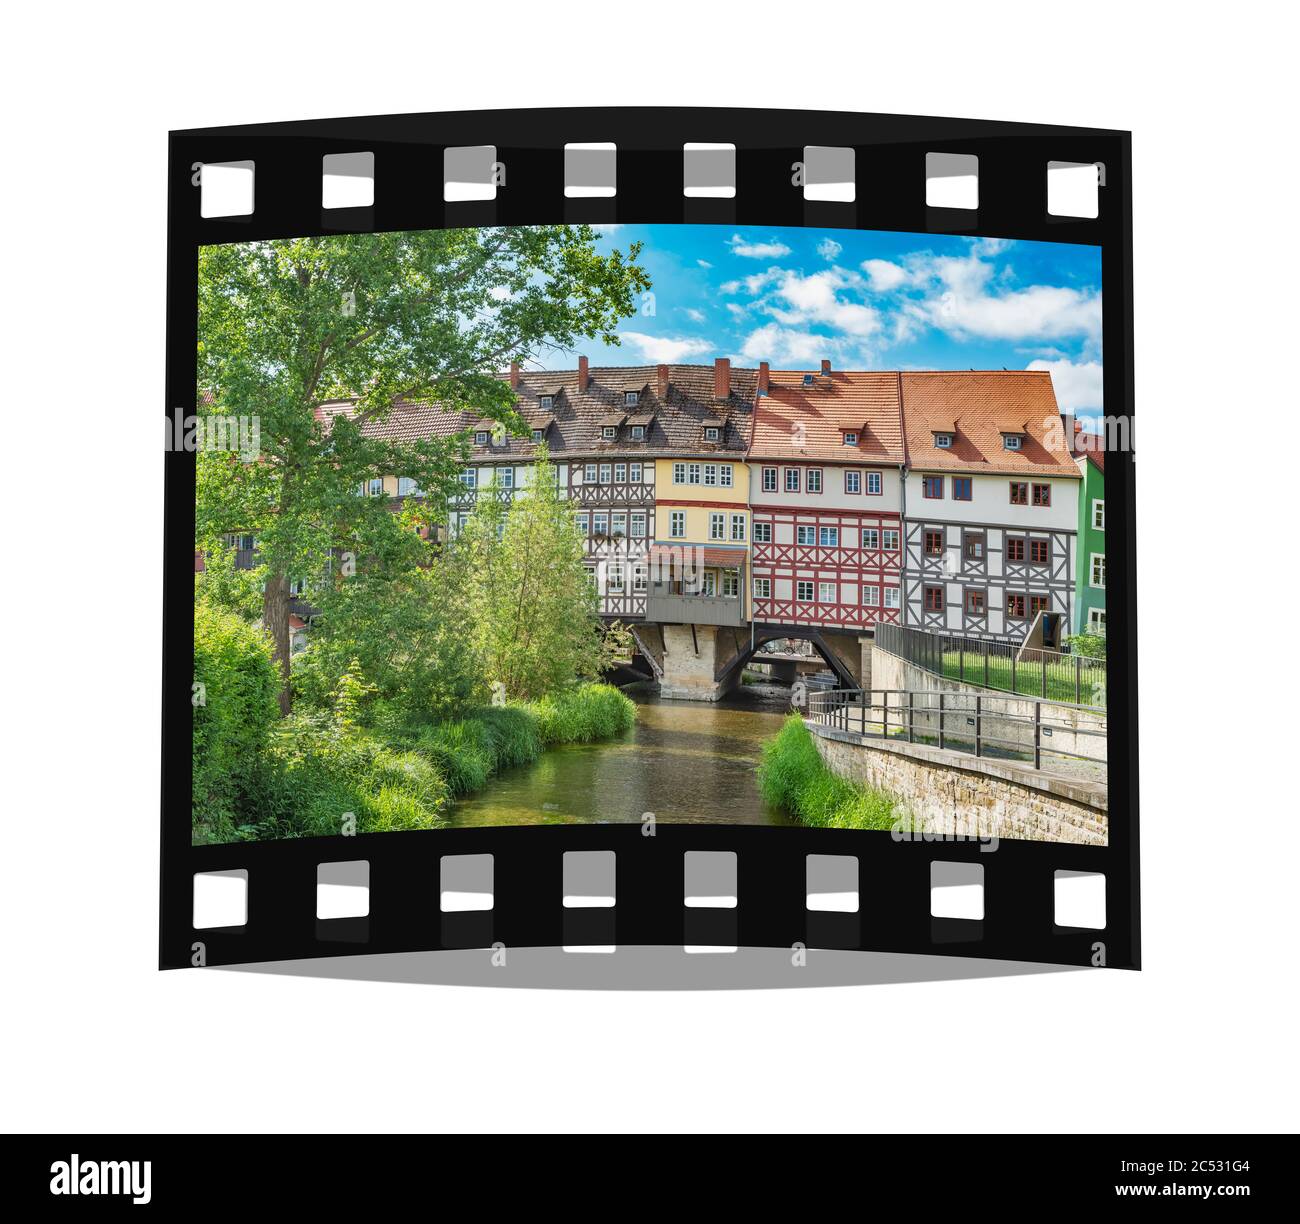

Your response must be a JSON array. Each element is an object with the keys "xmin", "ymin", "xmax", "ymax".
[{"xmin": 1, "ymin": 1, "xmax": 1295, "ymax": 1134}]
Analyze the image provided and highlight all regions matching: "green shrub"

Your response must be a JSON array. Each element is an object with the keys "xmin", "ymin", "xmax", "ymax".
[
  {"xmin": 527, "ymin": 683, "xmax": 635, "ymax": 745},
  {"xmin": 758, "ymin": 716, "xmax": 900, "ymax": 831},
  {"xmin": 192, "ymin": 600, "xmax": 281, "ymax": 843}
]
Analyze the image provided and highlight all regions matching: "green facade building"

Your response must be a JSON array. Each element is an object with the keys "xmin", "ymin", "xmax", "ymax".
[{"xmin": 1073, "ymin": 445, "xmax": 1106, "ymax": 635}]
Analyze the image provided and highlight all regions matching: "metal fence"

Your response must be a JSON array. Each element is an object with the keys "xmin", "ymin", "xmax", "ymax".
[
  {"xmin": 874, "ymin": 622, "xmax": 1106, "ymax": 709},
  {"xmin": 806, "ymin": 687, "xmax": 1107, "ymax": 779}
]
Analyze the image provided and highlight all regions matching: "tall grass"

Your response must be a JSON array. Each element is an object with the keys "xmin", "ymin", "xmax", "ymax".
[
  {"xmin": 758, "ymin": 716, "xmax": 902, "ymax": 831},
  {"xmin": 202, "ymin": 683, "xmax": 636, "ymax": 843}
]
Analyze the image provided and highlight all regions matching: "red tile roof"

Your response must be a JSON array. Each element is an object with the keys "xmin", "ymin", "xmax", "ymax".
[
  {"xmin": 748, "ymin": 370, "xmax": 905, "ymax": 465},
  {"xmin": 900, "ymin": 371, "xmax": 1079, "ymax": 478}
]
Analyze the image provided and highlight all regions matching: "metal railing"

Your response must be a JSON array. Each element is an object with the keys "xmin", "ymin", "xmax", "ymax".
[
  {"xmin": 874, "ymin": 622, "xmax": 1106, "ymax": 709},
  {"xmin": 806, "ymin": 686, "xmax": 1107, "ymax": 779}
]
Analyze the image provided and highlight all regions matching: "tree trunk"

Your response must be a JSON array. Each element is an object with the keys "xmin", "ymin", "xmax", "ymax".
[{"xmin": 264, "ymin": 571, "xmax": 292, "ymax": 715}]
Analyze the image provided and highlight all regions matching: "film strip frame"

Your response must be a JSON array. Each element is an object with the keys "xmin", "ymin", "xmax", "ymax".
[{"xmin": 162, "ymin": 107, "xmax": 1138, "ymax": 972}]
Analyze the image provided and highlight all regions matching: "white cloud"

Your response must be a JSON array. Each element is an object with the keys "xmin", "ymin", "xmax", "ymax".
[
  {"xmin": 765, "ymin": 268, "xmax": 882, "ymax": 338},
  {"xmin": 728, "ymin": 233, "xmax": 793, "ymax": 259},
  {"xmin": 861, "ymin": 258, "xmax": 909, "ymax": 291},
  {"xmin": 817, "ymin": 238, "xmax": 843, "ymax": 261},
  {"xmin": 681, "ymin": 307, "xmax": 706, "ymax": 323},
  {"xmin": 1027, "ymin": 358, "xmax": 1103, "ymax": 416},
  {"xmin": 589, "ymin": 223, "xmax": 624, "ymax": 233},
  {"xmin": 696, "ymin": 259, "xmax": 713, "ymax": 269},
  {"xmin": 738, "ymin": 323, "xmax": 868, "ymax": 368},
  {"xmin": 618, "ymin": 331, "xmax": 713, "ymax": 362},
  {"xmin": 719, "ymin": 267, "xmax": 784, "ymax": 296}
]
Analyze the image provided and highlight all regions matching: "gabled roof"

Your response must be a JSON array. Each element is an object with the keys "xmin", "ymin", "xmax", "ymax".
[
  {"xmin": 748, "ymin": 370, "xmax": 905, "ymax": 464},
  {"xmin": 320, "ymin": 363, "xmax": 757, "ymax": 460},
  {"xmin": 900, "ymin": 371, "xmax": 1079, "ymax": 478}
]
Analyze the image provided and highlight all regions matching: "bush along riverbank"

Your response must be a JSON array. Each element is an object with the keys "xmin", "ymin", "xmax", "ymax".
[
  {"xmin": 193, "ymin": 657, "xmax": 636, "ymax": 844},
  {"xmin": 758, "ymin": 716, "xmax": 907, "ymax": 831}
]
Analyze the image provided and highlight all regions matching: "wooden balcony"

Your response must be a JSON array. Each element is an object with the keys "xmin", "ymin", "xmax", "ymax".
[{"xmin": 645, "ymin": 587, "xmax": 747, "ymax": 627}]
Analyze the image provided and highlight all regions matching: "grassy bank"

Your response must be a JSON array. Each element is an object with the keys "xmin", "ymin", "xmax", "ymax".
[
  {"xmin": 758, "ymin": 716, "xmax": 903, "ymax": 831},
  {"xmin": 194, "ymin": 683, "xmax": 636, "ymax": 844}
]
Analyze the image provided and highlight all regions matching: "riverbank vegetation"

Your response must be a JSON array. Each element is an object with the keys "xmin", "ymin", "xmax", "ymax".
[
  {"xmin": 758, "ymin": 716, "xmax": 903, "ymax": 831},
  {"xmin": 193, "ymin": 227, "xmax": 649, "ymax": 844}
]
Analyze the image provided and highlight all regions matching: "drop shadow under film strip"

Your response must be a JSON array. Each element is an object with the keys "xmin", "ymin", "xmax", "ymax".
[{"xmin": 163, "ymin": 108, "xmax": 1138, "ymax": 973}]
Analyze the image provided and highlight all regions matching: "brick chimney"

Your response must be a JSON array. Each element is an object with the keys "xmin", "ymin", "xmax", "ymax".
[
  {"xmin": 714, "ymin": 357, "xmax": 731, "ymax": 400},
  {"xmin": 821, "ymin": 359, "xmax": 832, "ymax": 376},
  {"xmin": 758, "ymin": 361, "xmax": 770, "ymax": 396},
  {"xmin": 509, "ymin": 361, "xmax": 520, "ymax": 390},
  {"xmin": 657, "ymin": 364, "xmax": 669, "ymax": 399},
  {"xmin": 577, "ymin": 355, "xmax": 589, "ymax": 392}
]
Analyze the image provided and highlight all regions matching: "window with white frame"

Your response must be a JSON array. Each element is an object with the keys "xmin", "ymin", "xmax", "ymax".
[
  {"xmin": 475, "ymin": 430, "xmax": 489, "ymax": 445},
  {"xmin": 797, "ymin": 525, "xmax": 816, "ymax": 545},
  {"xmin": 593, "ymin": 511, "xmax": 608, "ymax": 536},
  {"xmin": 539, "ymin": 395, "xmax": 553, "ymax": 411},
  {"xmin": 614, "ymin": 463, "xmax": 627, "ymax": 483},
  {"xmin": 625, "ymin": 390, "xmax": 639, "ymax": 407},
  {"xmin": 703, "ymin": 464, "xmax": 718, "ymax": 486},
  {"xmin": 753, "ymin": 521, "xmax": 772, "ymax": 543},
  {"xmin": 934, "ymin": 433, "xmax": 952, "ymax": 448},
  {"xmin": 630, "ymin": 462, "xmax": 643, "ymax": 482},
  {"xmin": 599, "ymin": 463, "xmax": 611, "ymax": 483},
  {"xmin": 631, "ymin": 425, "xmax": 645, "ymax": 441},
  {"xmin": 673, "ymin": 462, "xmax": 686, "ymax": 484},
  {"xmin": 669, "ymin": 511, "xmax": 685, "ymax": 538},
  {"xmin": 819, "ymin": 526, "xmax": 839, "ymax": 547},
  {"xmin": 709, "ymin": 512, "xmax": 725, "ymax": 541},
  {"xmin": 785, "ymin": 468, "xmax": 800, "ymax": 492},
  {"xmin": 844, "ymin": 470, "xmax": 861, "ymax": 494},
  {"xmin": 688, "ymin": 463, "xmax": 701, "ymax": 483},
  {"xmin": 630, "ymin": 511, "xmax": 646, "ymax": 538},
  {"xmin": 862, "ymin": 527, "xmax": 879, "ymax": 550},
  {"xmin": 882, "ymin": 528, "xmax": 899, "ymax": 550},
  {"xmin": 762, "ymin": 467, "xmax": 777, "ymax": 492},
  {"xmin": 884, "ymin": 586, "xmax": 900, "ymax": 609},
  {"xmin": 531, "ymin": 429, "xmax": 544, "ymax": 443},
  {"xmin": 796, "ymin": 580, "xmax": 814, "ymax": 602},
  {"xmin": 633, "ymin": 564, "xmax": 647, "ymax": 593},
  {"xmin": 730, "ymin": 514, "xmax": 747, "ymax": 541},
  {"xmin": 722, "ymin": 569, "xmax": 739, "ymax": 598},
  {"xmin": 818, "ymin": 581, "xmax": 836, "ymax": 603},
  {"xmin": 602, "ymin": 426, "xmax": 617, "ymax": 440},
  {"xmin": 867, "ymin": 470, "xmax": 882, "ymax": 495},
  {"xmin": 1003, "ymin": 434, "xmax": 1022, "ymax": 450},
  {"xmin": 368, "ymin": 478, "xmax": 384, "ymax": 496},
  {"xmin": 699, "ymin": 572, "xmax": 716, "ymax": 596},
  {"xmin": 862, "ymin": 585, "xmax": 880, "ymax": 607},
  {"xmin": 459, "ymin": 469, "xmax": 477, "ymax": 490},
  {"xmin": 575, "ymin": 512, "xmax": 590, "ymax": 536},
  {"xmin": 398, "ymin": 476, "xmax": 421, "ymax": 496},
  {"xmin": 498, "ymin": 468, "xmax": 515, "ymax": 489},
  {"xmin": 720, "ymin": 464, "xmax": 733, "ymax": 488},
  {"xmin": 807, "ymin": 468, "xmax": 823, "ymax": 493},
  {"xmin": 1090, "ymin": 553, "xmax": 1106, "ymax": 588},
  {"xmin": 611, "ymin": 512, "xmax": 627, "ymax": 537},
  {"xmin": 607, "ymin": 562, "xmax": 625, "ymax": 593},
  {"xmin": 842, "ymin": 431, "xmax": 857, "ymax": 446},
  {"xmin": 753, "ymin": 577, "xmax": 771, "ymax": 599},
  {"xmin": 704, "ymin": 426, "xmax": 720, "ymax": 442},
  {"xmin": 1088, "ymin": 607, "xmax": 1106, "ymax": 633},
  {"xmin": 1092, "ymin": 499, "xmax": 1105, "ymax": 531},
  {"xmin": 584, "ymin": 462, "xmax": 597, "ymax": 483}
]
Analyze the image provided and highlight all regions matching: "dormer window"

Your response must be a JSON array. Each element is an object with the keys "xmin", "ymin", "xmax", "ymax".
[
  {"xmin": 842, "ymin": 431, "xmax": 858, "ymax": 446},
  {"xmin": 531, "ymin": 429, "xmax": 544, "ymax": 443},
  {"xmin": 474, "ymin": 430, "xmax": 489, "ymax": 445},
  {"xmin": 934, "ymin": 433, "xmax": 953, "ymax": 449},
  {"xmin": 625, "ymin": 390, "xmax": 639, "ymax": 407},
  {"xmin": 1002, "ymin": 433, "xmax": 1022, "ymax": 451},
  {"xmin": 704, "ymin": 426, "xmax": 720, "ymax": 442},
  {"xmin": 602, "ymin": 425, "xmax": 617, "ymax": 440},
  {"xmin": 631, "ymin": 424, "xmax": 645, "ymax": 441},
  {"xmin": 538, "ymin": 395, "xmax": 554, "ymax": 411}
]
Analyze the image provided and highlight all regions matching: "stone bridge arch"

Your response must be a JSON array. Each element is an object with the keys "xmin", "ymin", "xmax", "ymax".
[{"xmin": 714, "ymin": 624, "xmax": 867, "ymax": 695}]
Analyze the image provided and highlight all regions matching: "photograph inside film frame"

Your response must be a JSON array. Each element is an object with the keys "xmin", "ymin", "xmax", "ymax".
[{"xmin": 193, "ymin": 222, "xmax": 1109, "ymax": 849}]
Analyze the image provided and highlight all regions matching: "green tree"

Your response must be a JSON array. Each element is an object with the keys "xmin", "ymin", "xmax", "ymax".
[
  {"xmin": 197, "ymin": 227, "xmax": 649, "ymax": 712},
  {"xmin": 461, "ymin": 447, "xmax": 631, "ymax": 700}
]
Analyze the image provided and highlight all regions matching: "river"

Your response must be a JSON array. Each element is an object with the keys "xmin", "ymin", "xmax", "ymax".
[{"xmin": 446, "ymin": 683, "xmax": 798, "ymax": 828}]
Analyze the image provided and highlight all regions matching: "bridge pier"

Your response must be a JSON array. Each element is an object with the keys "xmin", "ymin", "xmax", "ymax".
[{"xmin": 658, "ymin": 623, "xmax": 742, "ymax": 702}]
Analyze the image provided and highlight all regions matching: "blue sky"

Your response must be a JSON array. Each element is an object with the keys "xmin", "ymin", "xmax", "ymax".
[{"xmin": 578, "ymin": 225, "xmax": 1102, "ymax": 418}]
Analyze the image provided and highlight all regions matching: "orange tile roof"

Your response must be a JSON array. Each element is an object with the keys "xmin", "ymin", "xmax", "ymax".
[
  {"xmin": 900, "ymin": 370, "xmax": 1079, "ymax": 478},
  {"xmin": 748, "ymin": 370, "xmax": 905, "ymax": 464}
]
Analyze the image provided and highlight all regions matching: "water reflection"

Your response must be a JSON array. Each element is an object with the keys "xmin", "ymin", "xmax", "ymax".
[{"xmin": 446, "ymin": 683, "xmax": 796, "ymax": 828}]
